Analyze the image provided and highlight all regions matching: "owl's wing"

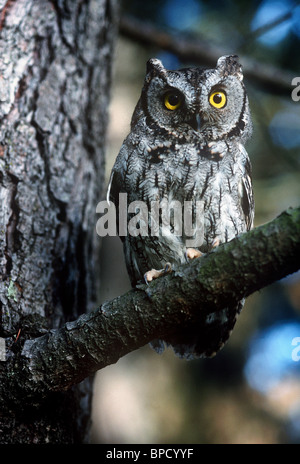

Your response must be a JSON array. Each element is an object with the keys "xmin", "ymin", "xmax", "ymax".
[
  {"xmin": 154, "ymin": 299, "xmax": 245, "ymax": 359},
  {"xmin": 240, "ymin": 158, "xmax": 254, "ymax": 231},
  {"xmin": 106, "ymin": 170, "xmax": 115, "ymax": 205},
  {"xmin": 106, "ymin": 168, "xmax": 125, "ymax": 242}
]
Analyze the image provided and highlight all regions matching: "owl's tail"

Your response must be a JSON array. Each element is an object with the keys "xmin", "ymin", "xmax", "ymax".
[{"xmin": 150, "ymin": 299, "xmax": 245, "ymax": 359}]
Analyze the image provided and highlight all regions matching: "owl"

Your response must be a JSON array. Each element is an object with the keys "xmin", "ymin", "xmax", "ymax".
[{"xmin": 107, "ymin": 55, "xmax": 254, "ymax": 359}]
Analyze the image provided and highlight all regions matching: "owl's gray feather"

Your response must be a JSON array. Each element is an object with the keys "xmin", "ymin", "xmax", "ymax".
[{"xmin": 108, "ymin": 55, "xmax": 254, "ymax": 359}]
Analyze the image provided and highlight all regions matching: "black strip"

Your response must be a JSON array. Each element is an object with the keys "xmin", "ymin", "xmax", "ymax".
[{"xmin": 200, "ymin": 171, "xmax": 210, "ymax": 199}]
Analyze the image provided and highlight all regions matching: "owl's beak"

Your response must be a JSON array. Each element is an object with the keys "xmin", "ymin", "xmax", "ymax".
[{"xmin": 188, "ymin": 114, "xmax": 201, "ymax": 131}]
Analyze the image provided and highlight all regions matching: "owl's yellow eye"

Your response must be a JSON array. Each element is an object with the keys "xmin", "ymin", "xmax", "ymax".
[
  {"xmin": 209, "ymin": 90, "xmax": 227, "ymax": 109},
  {"xmin": 164, "ymin": 91, "xmax": 182, "ymax": 111}
]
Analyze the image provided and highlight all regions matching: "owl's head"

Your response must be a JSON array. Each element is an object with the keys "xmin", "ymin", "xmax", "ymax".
[{"xmin": 133, "ymin": 55, "xmax": 252, "ymax": 143}]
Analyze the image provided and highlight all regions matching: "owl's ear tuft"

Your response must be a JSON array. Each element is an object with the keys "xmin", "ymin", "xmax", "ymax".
[
  {"xmin": 146, "ymin": 58, "xmax": 167, "ymax": 78},
  {"xmin": 216, "ymin": 55, "xmax": 243, "ymax": 81}
]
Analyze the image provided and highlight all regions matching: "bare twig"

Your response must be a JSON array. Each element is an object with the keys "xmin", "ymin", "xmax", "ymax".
[
  {"xmin": 251, "ymin": 9, "xmax": 294, "ymax": 40},
  {"xmin": 119, "ymin": 15, "xmax": 295, "ymax": 94}
]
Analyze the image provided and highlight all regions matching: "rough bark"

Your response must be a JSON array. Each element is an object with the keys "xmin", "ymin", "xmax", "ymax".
[
  {"xmin": 1, "ymin": 207, "xmax": 299, "ymax": 409},
  {"xmin": 0, "ymin": 0, "xmax": 116, "ymax": 444}
]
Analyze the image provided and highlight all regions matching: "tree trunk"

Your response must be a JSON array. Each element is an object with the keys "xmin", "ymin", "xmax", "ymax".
[{"xmin": 0, "ymin": 0, "xmax": 116, "ymax": 443}]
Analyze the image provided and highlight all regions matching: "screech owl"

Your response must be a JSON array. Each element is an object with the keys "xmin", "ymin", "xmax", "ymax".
[{"xmin": 107, "ymin": 55, "xmax": 254, "ymax": 359}]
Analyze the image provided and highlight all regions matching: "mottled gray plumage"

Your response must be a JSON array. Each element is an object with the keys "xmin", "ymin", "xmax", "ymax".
[{"xmin": 108, "ymin": 55, "xmax": 254, "ymax": 359}]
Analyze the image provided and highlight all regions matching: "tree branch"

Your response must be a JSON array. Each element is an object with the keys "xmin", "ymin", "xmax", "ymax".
[
  {"xmin": 2, "ymin": 206, "xmax": 300, "ymax": 405},
  {"xmin": 250, "ymin": 9, "xmax": 293, "ymax": 40},
  {"xmin": 119, "ymin": 15, "xmax": 295, "ymax": 94}
]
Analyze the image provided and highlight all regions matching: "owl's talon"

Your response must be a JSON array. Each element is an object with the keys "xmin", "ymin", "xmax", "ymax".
[
  {"xmin": 144, "ymin": 262, "xmax": 172, "ymax": 283},
  {"xmin": 185, "ymin": 248, "xmax": 203, "ymax": 260},
  {"xmin": 211, "ymin": 238, "xmax": 220, "ymax": 249},
  {"xmin": 164, "ymin": 262, "xmax": 172, "ymax": 273}
]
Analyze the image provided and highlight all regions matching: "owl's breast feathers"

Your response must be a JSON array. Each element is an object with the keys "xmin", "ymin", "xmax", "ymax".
[{"xmin": 108, "ymin": 132, "xmax": 253, "ymax": 255}]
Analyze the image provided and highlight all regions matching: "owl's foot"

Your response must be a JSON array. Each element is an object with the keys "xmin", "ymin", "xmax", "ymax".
[
  {"xmin": 211, "ymin": 238, "xmax": 220, "ymax": 249},
  {"xmin": 144, "ymin": 262, "xmax": 172, "ymax": 284},
  {"xmin": 185, "ymin": 248, "xmax": 203, "ymax": 261}
]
